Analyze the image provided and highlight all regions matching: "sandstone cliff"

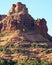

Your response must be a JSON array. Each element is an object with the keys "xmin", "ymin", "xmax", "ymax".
[
  {"xmin": 0, "ymin": 2, "xmax": 52, "ymax": 42},
  {"xmin": 0, "ymin": 15, "xmax": 6, "ymax": 21},
  {"xmin": 1, "ymin": 2, "xmax": 34, "ymax": 32}
]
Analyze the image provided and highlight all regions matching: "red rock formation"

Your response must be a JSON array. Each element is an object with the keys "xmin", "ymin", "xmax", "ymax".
[
  {"xmin": 35, "ymin": 18, "xmax": 48, "ymax": 38},
  {"xmin": 1, "ymin": 2, "xmax": 34, "ymax": 32},
  {"xmin": 0, "ymin": 15, "xmax": 7, "ymax": 21},
  {"xmin": 15, "ymin": 2, "xmax": 28, "ymax": 14},
  {"xmin": 0, "ymin": 2, "xmax": 52, "ymax": 41},
  {"xmin": 8, "ymin": 4, "xmax": 16, "ymax": 15},
  {"xmin": 34, "ymin": 18, "xmax": 52, "ymax": 41},
  {"xmin": 8, "ymin": 2, "xmax": 28, "ymax": 15}
]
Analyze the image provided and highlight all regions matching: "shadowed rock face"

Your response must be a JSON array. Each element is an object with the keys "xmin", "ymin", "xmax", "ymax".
[
  {"xmin": 35, "ymin": 18, "xmax": 48, "ymax": 38},
  {"xmin": 0, "ymin": 2, "xmax": 52, "ymax": 41},
  {"xmin": 35, "ymin": 18, "xmax": 52, "ymax": 41},
  {"xmin": 0, "ymin": 22, "xmax": 3, "ymax": 32},
  {"xmin": 0, "ymin": 15, "xmax": 7, "ymax": 21},
  {"xmin": 1, "ymin": 2, "xmax": 35, "ymax": 32},
  {"xmin": 0, "ymin": 15, "xmax": 6, "ymax": 32}
]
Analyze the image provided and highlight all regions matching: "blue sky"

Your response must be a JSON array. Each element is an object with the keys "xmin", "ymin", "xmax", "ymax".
[{"xmin": 0, "ymin": 0, "xmax": 52, "ymax": 36}]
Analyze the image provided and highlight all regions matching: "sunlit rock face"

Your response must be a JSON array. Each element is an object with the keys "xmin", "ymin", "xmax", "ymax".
[
  {"xmin": 8, "ymin": 2, "xmax": 28, "ymax": 15},
  {"xmin": 0, "ymin": 2, "xmax": 52, "ymax": 41},
  {"xmin": 1, "ymin": 2, "xmax": 35, "ymax": 32}
]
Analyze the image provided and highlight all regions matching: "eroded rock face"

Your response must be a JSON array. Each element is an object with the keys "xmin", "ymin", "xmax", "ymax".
[
  {"xmin": 0, "ymin": 2, "xmax": 52, "ymax": 41},
  {"xmin": 0, "ymin": 22, "xmax": 3, "ymax": 32},
  {"xmin": 0, "ymin": 15, "xmax": 7, "ymax": 21},
  {"xmin": 35, "ymin": 18, "xmax": 48, "ymax": 38},
  {"xmin": 0, "ymin": 15, "xmax": 6, "ymax": 32},
  {"xmin": 1, "ymin": 2, "xmax": 34, "ymax": 32},
  {"xmin": 8, "ymin": 2, "xmax": 28, "ymax": 15}
]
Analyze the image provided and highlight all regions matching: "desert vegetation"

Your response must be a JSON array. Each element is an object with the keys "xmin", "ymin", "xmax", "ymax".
[
  {"xmin": 0, "ymin": 2, "xmax": 52, "ymax": 65},
  {"xmin": 0, "ymin": 58, "xmax": 52, "ymax": 65}
]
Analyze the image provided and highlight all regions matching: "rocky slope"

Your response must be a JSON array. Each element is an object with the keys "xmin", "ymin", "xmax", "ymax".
[
  {"xmin": 0, "ymin": 2, "xmax": 52, "ymax": 62},
  {"xmin": 0, "ymin": 2, "xmax": 52, "ymax": 42}
]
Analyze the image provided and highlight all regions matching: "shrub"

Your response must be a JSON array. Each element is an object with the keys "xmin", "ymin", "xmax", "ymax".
[
  {"xmin": 27, "ymin": 58, "xmax": 40, "ymax": 65},
  {"xmin": 18, "ymin": 58, "xmax": 27, "ymax": 65},
  {"xmin": 45, "ymin": 49, "xmax": 52, "ymax": 54},
  {"xmin": 19, "ymin": 49, "xmax": 29, "ymax": 55},
  {"xmin": 0, "ymin": 59, "xmax": 15, "ymax": 65},
  {"xmin": 41, "ymin": 60, "xmax": 49, "ymax": 65},
  {"xmin": 0, "ymin": 47, "xmax": 6, "ymax": 52},
  {"xmin": 32, "ymin": 43, "xmax": 39, "ymax": 48},
  {"xmin": 0, "ymin": 59, "xmax": 52, "ymax": 65}
]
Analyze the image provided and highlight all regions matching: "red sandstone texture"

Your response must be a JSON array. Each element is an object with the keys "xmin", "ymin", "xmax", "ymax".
[
  {"xmin": 0, "ymin": 15, "xmax": 7, "ymax": 21},
  {"xmin": 0, "ymin": 2, "xmax": 52, "ymax": 41}
]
